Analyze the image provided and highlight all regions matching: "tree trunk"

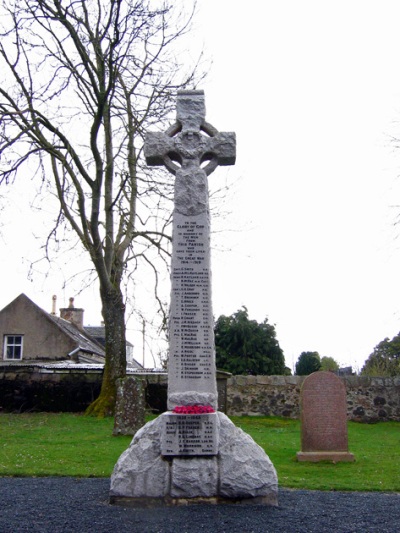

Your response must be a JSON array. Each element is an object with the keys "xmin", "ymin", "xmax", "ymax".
[{"xmin": 86, "ymin": 285, "xmax": 127, "ymax": 417}]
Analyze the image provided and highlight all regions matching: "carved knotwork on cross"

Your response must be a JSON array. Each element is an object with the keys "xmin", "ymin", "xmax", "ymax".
[{"xmin": 144, "ymin": 90, "xmax": 236, "ymax": 216}]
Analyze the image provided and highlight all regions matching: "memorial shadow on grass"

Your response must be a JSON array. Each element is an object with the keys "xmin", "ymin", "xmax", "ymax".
[{"xmin": 0, "ymin": 413, "xmax": 399, "ymax": 492}]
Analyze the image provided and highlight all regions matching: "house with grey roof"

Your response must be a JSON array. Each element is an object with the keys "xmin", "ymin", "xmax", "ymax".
[
  {"xmin": 0, "ymin": 293, "xmax": 142, "ymax": 369},
  {"xmin": 0, "ymin": 294, "xmax": 226, "ymax": 413}
]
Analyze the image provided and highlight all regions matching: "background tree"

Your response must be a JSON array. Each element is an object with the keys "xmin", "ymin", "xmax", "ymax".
[
  {"xmin": 214, "ymin": 307, "xmax": 286, "ymax": 375},
  {"xmin": 295, "ymin": 351, "xmax": 321, "ymax": 375},
  {"xmin": 0, "ymin": 0, "xmax": 203, "ymax": 416},
  {"xmin": 320, "ymin": 356, "xmax": 339, "ymax": 372},
  {"xmin": 361, "ymin": 332, "xmax": 400, "ymax": 377}
]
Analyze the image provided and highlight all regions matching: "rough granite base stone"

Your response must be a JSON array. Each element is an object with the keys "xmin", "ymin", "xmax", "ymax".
[
  {"xmin": 218, "ymin": 414, "xmax": 277, "ymax": 499},
  {"xmin": 110, "ymin": 412, "xmax": 278, "ymax": 506},
  {"xmin": 110, "ymin": 418, "xmax": 170, "ymax": 498},
  {"xmin": 171, "ymin": 457, "xmax": 218, "ymax": 498}
]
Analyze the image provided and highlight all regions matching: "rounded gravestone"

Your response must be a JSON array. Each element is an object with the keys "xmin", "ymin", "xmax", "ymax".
[{"xmin": 297, "ymin": 371, "xmax": 354, "ymax": 462}]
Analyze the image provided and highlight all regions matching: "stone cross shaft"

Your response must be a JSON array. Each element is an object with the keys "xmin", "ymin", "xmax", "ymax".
[{"xmin": 144, "ymin": 90, "xmax": 236, "ymax": 410}]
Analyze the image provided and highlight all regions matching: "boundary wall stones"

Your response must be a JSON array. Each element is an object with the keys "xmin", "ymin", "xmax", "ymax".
[
  {"xmin": 0, "ymin": 367, "xmax": 102, "ymax": 412},
  {"xmin": 1, "ymin": 367, "xmax": 400, "ymax": 422},
  {"xmin": 0, "ymin": 366, "xmax": 167, "ymax": 413},
  {"xmin": 226, "ymin": 375, "xmax": 400, "ymax": 422},
  {"xmin": 0, "ymin": 367, "xmax": 227, "ymax": 414}
]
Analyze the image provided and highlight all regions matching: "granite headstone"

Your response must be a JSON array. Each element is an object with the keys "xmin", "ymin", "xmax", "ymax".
[{"xmin": 297, "ymin": 371, "xmax": 355, "ymax": 462}]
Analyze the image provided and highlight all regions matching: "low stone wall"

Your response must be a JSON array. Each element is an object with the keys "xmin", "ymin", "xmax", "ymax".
[
  {"xmin": 0, "ymin": 366, "xmax": 161, "ymax": 413},
  {"xmin": 1, "ymin": 367, "xmax": 399, "ymax": 421},
  {"xmin": 0, "ymin": 367, "xmax": 228, "ymax": 413},
  {"xmin": 0, "ymin": 366, "xmax": 102, "ymax": 412},
  {"xmin": 345, "ymin": 375, "xmax": 400, "ymax": 422},
  {"xmin": 227, "ymin": 375, "xmax": 400, "ymax": 422},
  {"xmin": 227, "ymin": 376, "xmax": 304, "ymax": 419}
]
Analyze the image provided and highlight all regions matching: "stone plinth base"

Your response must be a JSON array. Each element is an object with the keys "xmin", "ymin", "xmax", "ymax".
[
  {"xmin": 110, "ymin": 412, "xmax": 278, "ymax": 506},
  {"xmin": 296, "ymin": 451, "xmax": 355, "ymax": 463},
  {"xmin": 109, "ymin": 494, "xmax": 277, "ymax": 507}
]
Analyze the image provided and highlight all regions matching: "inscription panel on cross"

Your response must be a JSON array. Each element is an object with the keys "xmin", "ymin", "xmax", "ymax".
[{"xmin": 169, "ymin": 211, "xmax": 214, "ymax": 392}]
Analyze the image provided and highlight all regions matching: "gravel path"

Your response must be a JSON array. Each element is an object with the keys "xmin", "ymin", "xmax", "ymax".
[{"xmin": 0, "ymin": 478, "xmax": 399, "ymax": 533}]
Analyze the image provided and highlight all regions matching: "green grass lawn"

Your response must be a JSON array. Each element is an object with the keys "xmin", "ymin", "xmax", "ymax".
[
  {"xmin": 231, "ymin": 416, "xmax": 400, "ymax": 492},
  {"xmin": 0, "ymin": 413, "xmax": 131, "ymax": 477},
  {"xmin": 0, "ymin": 412, "xmax": 399, "ymax": 491}
]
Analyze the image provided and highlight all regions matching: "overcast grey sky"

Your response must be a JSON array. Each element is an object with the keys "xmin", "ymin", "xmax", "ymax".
[
  {"xmin": 194, "ymin": 0, "xmax": 400, "ymax": 372},
  {"xmin": 2, "ymin": 0, "xmax": 400, "ymax": 371}
]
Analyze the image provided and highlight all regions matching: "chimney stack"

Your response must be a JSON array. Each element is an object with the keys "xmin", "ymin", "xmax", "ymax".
[
  {"xmin": 51, "ymin": 295, "xmax": 57, "ymax": 315},
  {"xmin": 59, "ymin": 297, "xmax": 84, "ymax": 330}
]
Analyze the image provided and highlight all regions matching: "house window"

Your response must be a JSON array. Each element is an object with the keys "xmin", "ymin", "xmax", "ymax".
[{"xmin": 4, "ymin": 335, "xmax": 23, "ymax": 360}]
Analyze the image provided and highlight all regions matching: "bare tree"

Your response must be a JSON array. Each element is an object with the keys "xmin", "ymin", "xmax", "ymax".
[{"xmin": 0, "ymin": 0, "xmax": 204, "ymax": 416}]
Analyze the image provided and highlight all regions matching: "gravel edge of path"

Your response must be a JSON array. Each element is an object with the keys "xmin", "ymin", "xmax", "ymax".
[{"xmin": 1, "ymin": 477, "xmax": 399, "ymax": 533}]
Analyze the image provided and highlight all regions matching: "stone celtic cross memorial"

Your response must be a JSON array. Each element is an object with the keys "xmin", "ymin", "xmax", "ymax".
[
  {"xmin": 145, "ymin": 90, "xmax": 234, "ymax": 456},
  {"xmin": 110, "ymin": 90, "xmax": 278, "ymax": 505},
  {"xmin": 145, "ymin": 89, "xmax": 234, "ymax": 413}
]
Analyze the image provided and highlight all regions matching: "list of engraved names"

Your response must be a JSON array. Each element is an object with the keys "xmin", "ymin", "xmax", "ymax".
[
  {"xmin": 162, "ymin": 413, "xmax": 217, "ymax": 456},
  {"xmin": 170, "ymin": 215, "xmax": 214, "ymax": 384}
]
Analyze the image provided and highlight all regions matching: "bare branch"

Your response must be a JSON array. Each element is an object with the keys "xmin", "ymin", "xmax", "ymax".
[{"xmin": 0, "ymin": 0, "xmax": 208, "ymax": 414}]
